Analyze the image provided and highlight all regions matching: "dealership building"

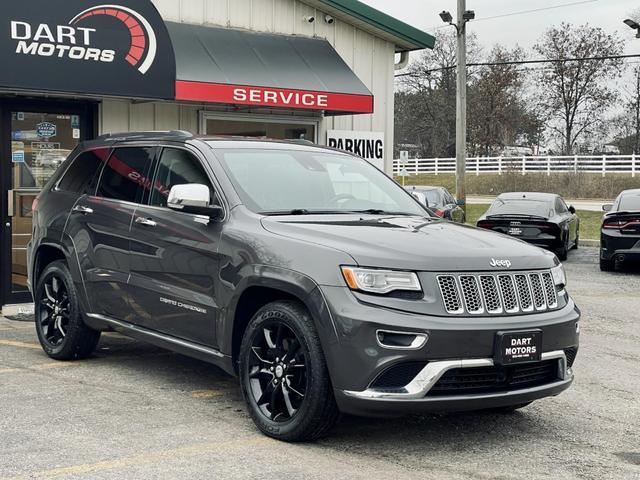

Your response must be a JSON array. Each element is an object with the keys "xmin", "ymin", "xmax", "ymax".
[{"xmin": 0, "ymin": 0, "xmax": 433, "ymax": 309}]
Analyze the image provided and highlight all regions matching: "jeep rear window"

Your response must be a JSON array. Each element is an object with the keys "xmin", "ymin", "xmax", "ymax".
[
  {"xmin": 212, "ymin": 148, "xmax": 428, "ymax": 216},
  {"xmin": 57, "ymin": 148, "xmax": 109, "ymax": 195},
  {"xmin": 96, "ymin": 147, "xmax": 155, "ymax": 203}
]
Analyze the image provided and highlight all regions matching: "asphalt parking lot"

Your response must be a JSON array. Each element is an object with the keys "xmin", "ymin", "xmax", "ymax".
[{"xmin": 1, "ymin": 247, "xmax": 639, "ymax": 480}]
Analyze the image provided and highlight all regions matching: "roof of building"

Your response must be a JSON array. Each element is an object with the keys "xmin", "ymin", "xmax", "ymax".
[{"xmin": 306, "ymin": 0, "xmax": 435, "ymax": 52}]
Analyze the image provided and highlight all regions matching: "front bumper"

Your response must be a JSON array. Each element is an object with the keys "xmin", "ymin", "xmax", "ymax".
[
  {"xmin": 336, "ymin": 351, "xmax": 572, "ymax": 416},
  {"xmin": 319, "ymin": 286, "xmax": 580, "ymax": 416}
]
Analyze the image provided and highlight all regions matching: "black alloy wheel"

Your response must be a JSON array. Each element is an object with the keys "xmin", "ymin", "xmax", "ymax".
[
  {"xmin": 38, "ymin": 274, "xmax": 70, "ymax": 347},
  {"xmin": 34, "ymin": 261, "xmax": 101, "ymax": 360},
  {"xmin": 239, "ymin": 301, "xmax": 339, "ymax": 442},
  {"xmin": 247, "ymin": 321, "xmax": 308, "ymax": 422}
]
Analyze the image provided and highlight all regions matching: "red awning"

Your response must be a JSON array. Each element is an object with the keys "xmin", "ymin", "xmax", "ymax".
[{"xmin": 167, "ymin": 22, "xmax": 374, "ymax": 115}]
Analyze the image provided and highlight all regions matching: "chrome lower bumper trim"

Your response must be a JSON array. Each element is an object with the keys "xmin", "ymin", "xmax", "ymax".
[{"xmin": 343, "ymin": 350, "xmax": 568, "ymax": 400}]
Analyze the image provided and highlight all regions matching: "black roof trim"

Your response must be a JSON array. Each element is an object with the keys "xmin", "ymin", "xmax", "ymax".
[{"xmin": 96, "ymin": 130, "xmax": 194, "ymax": 142}]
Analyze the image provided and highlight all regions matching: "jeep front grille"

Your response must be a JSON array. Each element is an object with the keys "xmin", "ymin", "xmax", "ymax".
[{"xmin": 437, "ymin": 271, "xmax": 559, "ymax": 315}]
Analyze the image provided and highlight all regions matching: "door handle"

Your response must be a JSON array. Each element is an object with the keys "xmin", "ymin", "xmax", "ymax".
[
  {"xmin": 72, "ymin": 205, "xmax": 94, "ymax": 215},
  {"xmin": 135, "ymin": 217, "xmax": 157, "ymax": 227}
]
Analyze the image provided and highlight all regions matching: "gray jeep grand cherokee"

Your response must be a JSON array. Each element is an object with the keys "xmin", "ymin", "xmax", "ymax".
[{"xmin": 27, "ymin": 131, "xmax": 580, "ymax": 441}]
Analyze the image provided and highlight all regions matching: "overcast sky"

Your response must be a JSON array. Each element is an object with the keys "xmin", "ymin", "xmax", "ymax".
[{"xmin": 362, "ymin": 0, "xmax": 640, "ymax": 60}]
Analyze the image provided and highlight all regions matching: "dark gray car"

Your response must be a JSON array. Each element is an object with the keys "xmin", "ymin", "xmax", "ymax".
[
  {"xmin": 405, "ymin": 185, "xmax": 466, "ymax": 223},
  {"xmin": 27, "ymin": 132, "xmax": 580, "ymax": 442}
]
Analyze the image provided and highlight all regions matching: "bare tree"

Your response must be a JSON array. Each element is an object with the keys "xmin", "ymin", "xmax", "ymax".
[
  {"xmin": 533, "ymin": 23, "xmax": 625, "ymax": 154},
  {"xmin": 467, "ymin": 45, "xmax": 543, "ymax": 156},
  {"xmin": 395, "ymin": 31, "xmax": 480, "ymax": 157}
]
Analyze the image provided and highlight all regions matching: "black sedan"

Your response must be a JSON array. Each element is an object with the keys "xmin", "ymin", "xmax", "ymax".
[
  {"xmin": 477, "ymin": 192, "xmax": 580, "ymax": 260},
  {"xmin": 600, "ymin": 189, "xmax": 640, "ymax": 271},
  {"xmin": 405, "ymin": 186, "xmax": 466, "ymax": 223}
]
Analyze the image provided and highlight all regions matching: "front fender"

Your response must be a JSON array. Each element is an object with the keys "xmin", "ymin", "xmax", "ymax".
[{"xmin": 220, "ymin": 265, "xmax": 340, "ymax": 367}]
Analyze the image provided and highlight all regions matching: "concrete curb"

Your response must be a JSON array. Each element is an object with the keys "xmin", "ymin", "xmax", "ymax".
[{"xmin": 580, "ymin": 239, "xmax": 600, "ymax": 248}]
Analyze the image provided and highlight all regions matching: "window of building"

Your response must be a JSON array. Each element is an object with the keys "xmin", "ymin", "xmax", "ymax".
[
  {"xmin": 204, "ymin": 117, "xmax": 316, "ymax": 142},
  {"xmin": 150, "ymin": 148, "xmax": 215, "ymax": 207},
  {"xmin": 57, "ymin": 148, "xmax": 109, "ymax": 195},
  {"xmin": 96, "ymin": 147, "xmax": 154, "ymax": 203}
]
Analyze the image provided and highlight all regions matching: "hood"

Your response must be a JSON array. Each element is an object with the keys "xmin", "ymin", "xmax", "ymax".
[{"xmin": 261, "ymin": 215, "xmax": 557, "ymax": 272}]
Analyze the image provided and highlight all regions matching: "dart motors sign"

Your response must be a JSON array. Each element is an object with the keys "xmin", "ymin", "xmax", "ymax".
[{"xmin": 0, "ymin": 0, "xmax": 175, "ymax": 99}]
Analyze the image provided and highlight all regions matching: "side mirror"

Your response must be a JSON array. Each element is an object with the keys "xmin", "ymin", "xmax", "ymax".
[
  {"xmin": 568, "ymin": 206, "xmax": 576, "ymax": 214},
  {"xmin": 602, "ymin": 204, "xmax": 613, "ymax": 212},
  {"xmin": 167, "ymin": 184, "xmax": 223, "ymax": 220}
]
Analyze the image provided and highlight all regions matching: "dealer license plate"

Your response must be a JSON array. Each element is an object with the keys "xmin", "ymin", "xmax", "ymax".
[
  {"xmin": 495, "ymin": 330, "xmax": 542, "ymax": 365},
  {"xmin": 508, "ymin": 227, "xmax": 523, "ymax": 236}
]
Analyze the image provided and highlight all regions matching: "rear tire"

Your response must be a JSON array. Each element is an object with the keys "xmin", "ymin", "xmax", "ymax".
[
  {"xmin": 34, "ymin": 260, "xmax": 101, "ymax": 360},
  {"xmin": 573, "ymin": 233, "xmax": 579, "ymax": 250},
  {"xmin": 599, "ymin": 256, "xmax": 615, "ymax": 272},
  {"xmin": 239, "ymin": 300, "xmax": 339, "ymax": 442}
]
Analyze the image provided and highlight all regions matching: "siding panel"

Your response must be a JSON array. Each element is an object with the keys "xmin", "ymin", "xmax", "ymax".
[
  {"xmin": 154, "ymin": 103, "xmax": 181, "ymax": 130},
  {"xmin": 273, "ymin": 0, "xmax": 294, "ymax": 33},
  {"xmin": 100, "ymin": 100, "xmax": 130, "ymax": 134},
  {"xmin": 151, "ymin": 0, "xmax": 180, "ymax": 21},
  {"xmin": 252, "ymin": 0, "xmax": 275, "ymax": 32},
  {"xmin": 130, "ymin": 103, "xmax": 155, "ymax": 131},
  {"xmin": 229, "ymin": 0, "xmax": 252, "ymax": 29},
  {"xmin": 181, "ymin": 0, "xmax": 205, "ymax": 24},
  {"xmin": 205, "ymin": 0, "xmax": 229, "ymax": 26}
]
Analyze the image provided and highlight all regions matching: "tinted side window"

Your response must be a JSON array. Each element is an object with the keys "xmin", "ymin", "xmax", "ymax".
[
  {"xmin": 555, "ymin": 198, "xmax": 568, "ymax": 214},
  {"xmin": 150, "ymin": 148, "xmax": 214, "ymax": 207},
  {"xmin": 57, "ymin": 148, "xmax": 109, "ymax": 195},
  {"xmin": 96, "ymin": 147, "xmax": 155, "ymax": 203}
]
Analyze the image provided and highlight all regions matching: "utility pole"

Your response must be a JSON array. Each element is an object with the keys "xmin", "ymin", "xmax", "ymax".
[
  {"xmin": 440, "ymin": 4, "xmax": 474, "ymax": 212},
  {"xmin": 635, "ymin": 67, "xmax": 640, "ymax": 154},
  {"xmin": 455, "ymin": 0, "xmax": 468, "ymax": 213}
]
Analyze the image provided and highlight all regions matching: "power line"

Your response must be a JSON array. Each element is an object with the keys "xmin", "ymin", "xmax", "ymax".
[
  {"xmin": 428, "ymin": 0, "xmax": 600, "ymax": 30},
  {"xmin": 473, "ymin": 0, "xmax": 599, "ymax": 22},
  {"xmin": 395, "ymin": 53, "xmax": 640, "ymax": 77}
]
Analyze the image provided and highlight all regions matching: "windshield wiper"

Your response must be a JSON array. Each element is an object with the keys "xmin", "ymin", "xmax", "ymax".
[
  {"xmin": 260, "ymin": 209, "xmax": 353, "ymax": 216},
  {"xmin": 350, "ymin": 209, "xmax": 417, "ymax": 216}
]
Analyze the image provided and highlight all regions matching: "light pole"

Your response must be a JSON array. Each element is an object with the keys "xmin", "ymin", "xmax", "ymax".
[{"xmin": 440, "ymin": 2, "xmax": 474, "ymax": 213}]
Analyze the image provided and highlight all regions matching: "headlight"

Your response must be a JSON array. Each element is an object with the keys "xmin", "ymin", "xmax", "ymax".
[
  {"xmin": 341, "ymin": 266, "xmax": 421, "ymax": 294},
  {"xmin": 551, "ymin": 264, "xmax": 567, "ymax": 287}
]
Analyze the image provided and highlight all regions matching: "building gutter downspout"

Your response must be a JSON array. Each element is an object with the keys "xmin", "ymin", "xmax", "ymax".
[{"xmin": 394, "ymin": 51, "xmax": 410, "ymax": 70}]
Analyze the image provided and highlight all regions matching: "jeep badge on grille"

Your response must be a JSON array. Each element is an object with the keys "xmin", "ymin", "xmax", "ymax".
[{"xmin": 490, "ymin": 258, "xmax": 512, "ymax": 268}]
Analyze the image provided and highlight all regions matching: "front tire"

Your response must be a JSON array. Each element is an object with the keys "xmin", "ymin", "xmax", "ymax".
[
  {"xmin": 239, "ymin": 300, "xmax": 339, "ymax": 442},
  {"xmin": 34, "ymin": 260, "xmax": 101, "ymax": 360}
]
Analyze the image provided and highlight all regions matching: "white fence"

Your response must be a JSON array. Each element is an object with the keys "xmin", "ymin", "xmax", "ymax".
[{"xmin": 393, "ymin": 155, "xmax": 638, "ymax": 177}]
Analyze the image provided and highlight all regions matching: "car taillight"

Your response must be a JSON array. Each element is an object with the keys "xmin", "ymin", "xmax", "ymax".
[
  {"xmin": 603, "ymin": 219, "xmax": 640, "ymax": 229},
  {"xmin": 433, "ymin": 208, "xmax": 445, "ymax": 218},
  {"xmin": 477, "ymin": 221, "xmax": 493, "ymax": 229}
]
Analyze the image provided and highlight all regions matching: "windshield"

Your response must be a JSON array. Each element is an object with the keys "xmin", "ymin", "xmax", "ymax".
[
  {"xmin": 619, "ymin": 194, "xmax": 640, "ymax": 211},
  {"xmin": 487, "ymin": 199, "xmax": 553, "ymax": 218},
  {"xmin": 212, "ymin": 147, "xmax": 429, "ymax": 216}
]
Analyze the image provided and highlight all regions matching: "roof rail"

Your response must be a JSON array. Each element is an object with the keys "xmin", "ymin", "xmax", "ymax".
[{"xmin": 95, "ymin": 130, "xmax": 194, "ymax": 141}]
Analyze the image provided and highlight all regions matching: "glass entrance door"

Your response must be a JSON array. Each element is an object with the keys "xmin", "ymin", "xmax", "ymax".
[{"xmin": 2, "ymin": 108, "xmax": 86, "ymax": 305}]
